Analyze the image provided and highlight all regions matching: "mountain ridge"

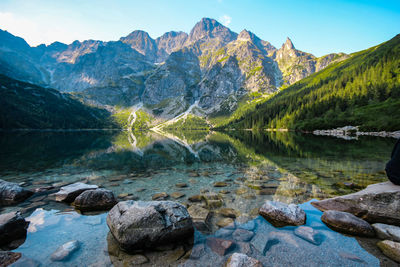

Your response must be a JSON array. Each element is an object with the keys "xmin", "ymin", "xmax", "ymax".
[{"xmin": 0, "ymin": 17, "xmax": 349, "ymax": 125}]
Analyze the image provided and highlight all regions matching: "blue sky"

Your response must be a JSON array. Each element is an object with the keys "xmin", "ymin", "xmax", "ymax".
[{"xmin": 0, "ymin": 0, "xmax": 399, "ymax": 56}]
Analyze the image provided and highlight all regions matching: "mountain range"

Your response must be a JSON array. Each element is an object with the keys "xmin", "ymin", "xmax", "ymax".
[{"xmin": 0, "ymin": 18, "xmax": 349, "ymax": 126}]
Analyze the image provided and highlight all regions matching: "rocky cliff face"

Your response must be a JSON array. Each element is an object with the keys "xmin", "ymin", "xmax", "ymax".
[{"xmin": 0, "ymin": 18, "xmax": 348, "ymax": 120}]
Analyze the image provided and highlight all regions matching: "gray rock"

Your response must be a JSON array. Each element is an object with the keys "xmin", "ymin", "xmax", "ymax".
[
  {"xmin": 0, "ymin": 211, "xmax": 29, "ymax": 248},
  {"xmin": 321, "ymin": 210, "xmax": 375, "ymax": 237},
  {"xmin": 0, "ymin": 179, "xmax": 33, "ymax": 205},
  {"xmin": 294, "ymin": 226, "xmax": 321, "ymax": 245},
  {"xmin": 250, "ymin": 232, "xmax": 269, "ymax": 254},
  {"xmin": 377, "ymin": 240, "xmax": 400, "ymax": 263},
  {"xmin": 190, "ymin": 244, "xmax": 206, "ymax": 259},
  {"xmin": 372, "ymin": 223, "xmax": 400, "ymax": 242},
  {"xmin": 232, "ymin": 228, "xmax": 254, "ymax": 242},
  {"xmin": 259, "ymin": 201, "xmax": 306, "ymax": 227},
  {"xmin": 0, "ymin": 251, "xmax": 21, "ymax": 266},
  {"xmin": 54, "ymin": 182, "xmax": 98, "ymax": 202},
  {"xmin": 50, "ymin": 240, "xmax": 80, "ymax": 261},
  {"xmin": 106, "ymin": 201, "xmax": 194, "ymax": 251},
  {"xmin": 311, "ymin": 182, "xmax": 400, "ymax": 226},
  {"xmin": 74, "ymin": 188, "xmax": 117, "ymax": 211},
  {"xmin": 225, "ymin": 253, "xmax": 262, "ymax": 267}
]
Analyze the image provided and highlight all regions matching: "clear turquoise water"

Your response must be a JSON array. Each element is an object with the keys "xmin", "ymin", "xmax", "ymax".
[{"xmin": 0, "ymin": 130, "xmax": 396, "ymax": 266}]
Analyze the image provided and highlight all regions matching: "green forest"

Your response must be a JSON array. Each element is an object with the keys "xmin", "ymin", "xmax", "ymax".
[{"xmin": 220, "ymin": 34, "xmax": 400, "ymax": 131}]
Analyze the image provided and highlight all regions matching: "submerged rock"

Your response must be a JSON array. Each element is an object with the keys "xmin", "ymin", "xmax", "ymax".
[
  {"xmin": 54, "ymin": 182, "xmax": 98, "ymax": 202},
  {"xmin": 206, "ymin": 238, "xmax": 234, "ymax": 256},
  {"xmin": 152, "ymin": 192, "xmax": 169, "ymax": 200},
  {"xmin": 377, "ymin": 240, "xmax": 400, "ymax": 263},
  {"xmin": 171, "ymin": 192, "xmax": 185, "ymax": 199},
  {"xmin": 372, "ymin": 223, "xmax": 400, "ymax": 242},
  {"xmin": 259, "ymin": 201, "xmax": 306, "ymax": 227},
  {"xmin": 0, "ymin": 211, "xmax": 29, "ymax": 248},
  {"xmin": 225, "ymin": 253, "xmax": 262, "ymax": 267},
  {"xmin": 50, "ymin": 240, "xmax": 80, "ymax": 261},
  {"xmin": 0, "ymin": 251, "xmax": 21, "ymax": 266},
  {"xmin": 74, "ymin": 188, "xmax": 117, "ymax": 211},
  {"xmin": 187, "ymin": 205, "xmax": 211, "ymax": 232},
  {"xmin": 232, "ymin": 228, "xmax": 254, "ymax": 242},
  {"xmin": 107, "ymin": 200, "xmax": 194, "ymax": 251},
  {"xmin": 294, "ymin": 226, "xmax": 321, "ymax": 245},
  {"xmin": 311, "ymin": 182, "xmax": 400, "ymax": 225},
  {"xmin": 321, "ymin": 210, "xmax": 375, "ymax": 237},
  {"xmin": 0, "ymin": 179, "xmax": 33, "ymax": 205}
]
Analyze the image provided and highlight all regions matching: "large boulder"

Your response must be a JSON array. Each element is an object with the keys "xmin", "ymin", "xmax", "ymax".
[
  {"xmin": 311, "ymin": 182, "xmax": 400, "ymax": 225},
  {"xmin": 321, "ymin": 210, "xmax": 375, "ymax": 237},
  {"xmin": 225, "ymin": 253, "xmax": 262, "ymax": 267},
  {"xmin": 74, "ymin": 189, "xmax": 117, "ymax": 211},
  {"xmin": 259, "ymin": 201, "xmax": 306, "ymax": 227},
  {"xmin": 0, "ymin": 211, "xmax": 29, "ymax": 247},
  {"xmin": 106, "ymin": 201, "xmax": 194, "ymax": 251},
  {"xmin": 0, "ymin": 179, "xmax": 33, "ymax": 205},
  {"xmin": 53, "ymin": 182, "xmax": 98, "ymax": 202}
]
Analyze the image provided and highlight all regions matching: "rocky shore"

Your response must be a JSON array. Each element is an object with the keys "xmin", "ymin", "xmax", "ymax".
[
  {"xmin": 313, "ymin": 126, "xmax": 400, "ymax": 139},
  {"xmin": 1, "ymin": 177, "xmax": 400, "ymax": 266}
]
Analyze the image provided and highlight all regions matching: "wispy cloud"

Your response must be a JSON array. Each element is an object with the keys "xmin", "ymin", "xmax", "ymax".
[{"xmin": 219, "ymin": 14, "xmax": 232, "ymax": 26}]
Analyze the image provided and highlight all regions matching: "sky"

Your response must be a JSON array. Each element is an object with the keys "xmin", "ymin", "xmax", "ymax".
[{"xmin": 0, "ymin": 0, "xmax": 399, "ymax": 56}]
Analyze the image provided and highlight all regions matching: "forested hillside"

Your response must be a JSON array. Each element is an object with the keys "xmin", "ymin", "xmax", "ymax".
[
  {"xmin": 222, "ymin": 34, "xmax": 400, "ymax": 131},
  {"xmin": 0, "ymin": 75, "xmax": 116, "ymax": 129}
]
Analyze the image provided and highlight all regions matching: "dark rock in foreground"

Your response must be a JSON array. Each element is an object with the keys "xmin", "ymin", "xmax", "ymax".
[
  {"xmin": 0, "ymin": 179, "xmax": 33, "ymax": 205},
  {"xmin": 107, "ymin": 200, "xmax": 194, "ymax": 251},
  {"xmin": 50, "ymin": 240, "xmax": 80, "ymax": 261},
  {"xmin": 74, "ymin": 188, "xmax": 117, "ymax": 211},
  {"xmin": 54, "ymin": 182, "xmax": 98, "ymax": 202},
  {"xmin": 311, "ymin": 182, "xmax": 400, "ymax": 226},
  {"xmin": 0, "ymin": 251, "xmax": 21, "ymax": 266},
  {"xmin": 259, "ymin": 201, "xmax": 306, "ymax": 227},
  {"xmin": 377, "ymin": 240, "xmax": 400, "ymax": 263},
  {"xmin": 321, "ymin": 210, "xmax": 375, "ymax": 237},
  {"xmin": 225, "ymin": 253, "xmax": 262, "ymax": 267},
  {"xmin": 0, "ymin": 211, "xmax": 29, "ymax": 248}
]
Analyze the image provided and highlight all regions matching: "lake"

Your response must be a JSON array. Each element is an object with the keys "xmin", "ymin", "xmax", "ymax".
[{"xmin": 0, "ymin": 130, "xmax": 397, "ymax": 266}]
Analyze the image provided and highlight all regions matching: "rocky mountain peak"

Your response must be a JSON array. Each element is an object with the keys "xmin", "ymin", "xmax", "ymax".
[
  {"xmin": 237, "ymin": 29, "xmax": 257, "ymax": 42},
  {"xmin": 120, "ymin": 30, "xmax": 157, "ymax": 59},
  {"xmin": 282, "ymin": 37, "xmax": 295, "ymax": 50},
  {"xmin": 187, "ymin": 17, "xmax": 237, "ymax": 44}
]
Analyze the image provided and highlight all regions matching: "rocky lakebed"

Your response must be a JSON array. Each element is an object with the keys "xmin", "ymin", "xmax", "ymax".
[{"xmin": 0, "ymin": 130, "xmax": 399, "ymax": 266}]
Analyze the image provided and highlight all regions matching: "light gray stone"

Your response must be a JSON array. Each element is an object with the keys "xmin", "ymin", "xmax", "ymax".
[
  {"xmin": 259, "ymin": 201, "xmax": 306, "ymax": 227},
  {"xmin": 106, "ymin": 201, "xmax": 193, "ymax": 251},
  {"xmin": 372, "ymin": 223, "xmax": 400, "ymax": 242},
  {"xmin": 54, "ymin": 182, "xmax": 98, "ymax": 202},
  {"xmin": 225, "ymin": 253, "xmax": 262, "ymax": 267}
]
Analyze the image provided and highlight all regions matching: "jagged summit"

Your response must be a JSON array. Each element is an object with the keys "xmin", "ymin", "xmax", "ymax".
[
  {"xmin": 187, "ymin": 17, "xmax": 237, "ymax": 44},
  {"xmin": 282, "ymin": 37, "xmax": 295, "ymax": 50}
]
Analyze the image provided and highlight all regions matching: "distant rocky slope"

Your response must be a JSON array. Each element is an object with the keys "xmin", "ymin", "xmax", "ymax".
[{"xmin": 0, "ymin": 18, "xmax": 348, "ymax": 122}]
